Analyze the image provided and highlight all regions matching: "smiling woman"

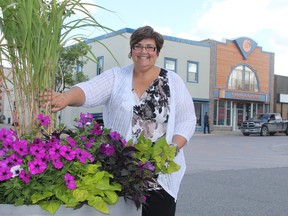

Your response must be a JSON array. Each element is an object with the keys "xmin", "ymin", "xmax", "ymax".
[{"xmin": 43, "ymin": 25, "xmax": 196, "ymax": 216}]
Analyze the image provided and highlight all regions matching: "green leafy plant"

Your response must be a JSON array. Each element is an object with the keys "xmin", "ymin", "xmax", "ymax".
[
  {"xmin": 133, "ymin": 135, "xmax": 180, "ymax": 174},
  {"xmin": 0, "ymin": 113, "xmax": 180, "ymax": 215},
  {"xmin": 0, "ymin": 0, "xmax": 114, "ymax": 137}
]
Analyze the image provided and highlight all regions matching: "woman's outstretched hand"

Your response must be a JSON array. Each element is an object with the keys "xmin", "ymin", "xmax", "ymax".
[
  {"xmin": 40, "ymin": 89, "xmax": 68, "ymax": 113},
  {"xmin": 40, "ymin": 87, "xmax": 85, "ymax": 112}
]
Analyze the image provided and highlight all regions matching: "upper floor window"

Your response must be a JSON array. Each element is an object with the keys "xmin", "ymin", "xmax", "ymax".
[
  {"xmin": 228, "ymin": 65, "xmax": 259, "ymax": 92},
  {"xmin": 164, "ymin": 57, "xmax": 177, "ymax": 73},
  {"xmin": 96, "ymin": 56, "xmax": 104, "ymax": 75},
  {"xmin": 187, "ymin": 61, "xmax": 198, "ymax": 83}
]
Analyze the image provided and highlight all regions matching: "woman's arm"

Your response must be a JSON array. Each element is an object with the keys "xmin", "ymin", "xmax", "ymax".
[{"xmin": 45, "ymin": 86, "xmax": 85, "ymax": 112}]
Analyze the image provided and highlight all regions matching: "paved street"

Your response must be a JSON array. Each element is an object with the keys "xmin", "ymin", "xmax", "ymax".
[{"xmin": 176, "ymin": 132, "xmax": 288, "ymax": 216}]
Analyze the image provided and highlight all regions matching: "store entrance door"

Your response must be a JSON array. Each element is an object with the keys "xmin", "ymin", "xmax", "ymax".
[
  {"xmin": 236, "ymin": 109, "xmax": 244, "ymax": 129},
  {"xmin": 233, "ymin": 102, "xmax": 245, "ymax": 130}
]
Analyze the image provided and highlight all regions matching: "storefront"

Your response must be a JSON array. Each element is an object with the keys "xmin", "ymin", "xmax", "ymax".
[
  {"xmin": 213, "ymin": 94, "xmax": 270, "ymax": 131},
  {"xmin": 207, "ymin": 37, "xmax": 274, "ymax": 131}
]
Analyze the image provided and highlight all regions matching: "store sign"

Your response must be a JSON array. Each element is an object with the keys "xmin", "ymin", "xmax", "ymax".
[
  {"xmin": 279, "ymin": 94, "xmax": 288, "ymax": 103},
  {"xmin": 231, "ymin": 92, "xmax": 261, "ymax": 100},
  {"xmin": 216, "ymin": 90, "xmax": 268, "ymax": 102},
  {"xmin": 233, "ymin": 37, "xmax": 258, "ymax": 59}
]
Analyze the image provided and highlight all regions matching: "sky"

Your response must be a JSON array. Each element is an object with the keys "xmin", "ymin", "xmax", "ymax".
[{"xmin": 84, "ymin": 0, "xmax": 288, "ymax": 76}]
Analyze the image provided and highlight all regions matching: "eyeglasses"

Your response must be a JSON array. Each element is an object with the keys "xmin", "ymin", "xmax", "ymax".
[{"xmin": 132, "ymin": 44, "xmax": 156, "ymax": 52}]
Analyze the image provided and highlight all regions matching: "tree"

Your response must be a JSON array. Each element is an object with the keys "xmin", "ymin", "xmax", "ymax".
[{"xmin": 56, "ymin": 43, "xmax": 89, "ymax": 92}]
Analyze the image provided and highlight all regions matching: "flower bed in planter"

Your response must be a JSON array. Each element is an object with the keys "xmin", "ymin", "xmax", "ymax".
[{"xmin": 0, "ymin": 113, "xmax": 179, "ymax": 215}]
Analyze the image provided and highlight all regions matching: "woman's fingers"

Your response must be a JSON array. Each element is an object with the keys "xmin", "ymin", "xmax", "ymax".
[{"xmin": 38, "ymin": 90, "xmax": 65, "ymax": 112}]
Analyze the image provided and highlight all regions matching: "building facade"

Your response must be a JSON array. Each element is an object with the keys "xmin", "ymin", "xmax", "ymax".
[
  {"xmin": 206, "ymin": 37, "xmax": 274, "ymax": 131},
  {"xmin": 274, "ymin": 75, "xmax": 288, "ymax": 119}
]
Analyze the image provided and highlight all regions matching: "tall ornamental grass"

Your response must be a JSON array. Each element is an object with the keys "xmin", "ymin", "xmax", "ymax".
[{"xmin": 0, "ymin": 0, "xmax": 112, "ymax": 137}]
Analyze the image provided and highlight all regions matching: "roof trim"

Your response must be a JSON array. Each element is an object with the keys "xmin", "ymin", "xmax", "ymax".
[{"xmin": 84, "ymin": 28, "xmax": 210, "ymax": 48}]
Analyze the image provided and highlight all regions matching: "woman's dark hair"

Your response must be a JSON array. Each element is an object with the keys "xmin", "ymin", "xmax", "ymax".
[{"xmin": 128, "ymin": 25, "xmax": 164, "ymax": 58}]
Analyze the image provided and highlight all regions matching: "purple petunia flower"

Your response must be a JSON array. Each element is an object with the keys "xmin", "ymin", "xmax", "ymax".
[
  {"xmin": 52, "ymin": 157, "xmax": 64, "ymax": 169},
  {"xmin": 19, "ymin": 170, "xmax": 30, "ymax": 184},
  {"xmin": 0, "ymin": 128, "xmax": 14, "ymax": 147},
  {"xmin": 91, "ymin": 123, "xmax": 102, "ymax": 135},
  {"xmin": 66, "ymin": 137, "xmax": 77, "ymax": 148},
  {"xmin": 109, "ymin": 131, "xmax": 120, "ymax": 140},
  {"xmin": 28, "ymin": 158, "xmax": 47, "ymax": 175},
  {"xmin": 0, "ymin": 167, "xmax": 13, "ymax": 181},
  {"xmin": 49, "ymin": 144, "xmax": 62, "ymax": 159},
  {"xmin": 0, "ymin": 159, "xmax": 9, "ymax": 169},
  {"xmin": 30, "ymin": 144, "xmax": 46, "ymax": 157},
  {"xmin": 100, "ymin": 143, "xmax": 115, "ymax": 156},
  {"xmin": 121, "ymin": 139, "xmax": 127, "ymax": 147},
  {"xmin": 7, "ymin": 153, "xmax": 23, "ymax": 166},
  {"xmin": 12, "ymin": 140, "xmax": 29, "ymax": 156},
  {"xmin": 37, "ymin": 113, "xmax": 50, "ymax": 127},
  {"xmin": 0, "ymin": 149, "xmax": 6, "ymax": 157},
  {"xmin": 144, "ymin": 161, "xmax": 155, "ymax": 171},
  {"xmin": 76, "ymin": 112, "xmax": 94, "ymax": 127},
  {"xmin": 47, "ymin": 136, "xmax": 60, "ymax": 146},
  {"xmin": 75, "ymin": 148, "xmax": 94, "ymax": 163},
  {"xmin": 32, "ymin": 138, "xmax": 46, "ymax": 146},
  {"xmin": 59, "ymin": 145, "xmax": 76, "ymax": 161},
  {"xmin": 84, "ymin": 138, "xmax": 94, "ymax": 149},
  {"xmin": 64, "ymin": 173, "xmax": 76, "ymax": 190}
]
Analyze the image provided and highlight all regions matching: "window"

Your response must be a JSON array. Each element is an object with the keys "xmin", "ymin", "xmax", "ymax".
[
  {"xmin": 96, "ymin": 56, "xmax": 104, "ymax": 75},
  {"xmin": 257, "ymin": 104, "xmax": 264, "ymax": 114},
  {"xmin": 187, "ymin": 61, "xmax": 198, "ymax": 82},
  {"xmin": 76, "ymin": 65, "xmax": 83, "ymax": 72},
  {"xmin": 228, "ymin": 65, "xmax": 259, "ymax": 92},
  {"xmin": 244, "ymin": 67, "xmax": 258, "ymax": 91},
  {"xmin": 218, "ymin": 100, "xmax": 226, "ymax": 125},
  {"xmin": 226, "ymin": 101, "xmax": 232, "ymax": 126},
  {"xmin": 214, "ymin": 100, "xmax": 232, "ymax": 126},
  {"xmin": 164, "ymin": 58, "xmax": 177, "ymax": 72}
]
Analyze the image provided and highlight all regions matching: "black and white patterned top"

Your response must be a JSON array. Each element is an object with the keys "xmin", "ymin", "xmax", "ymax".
[{"xmin": 132, "ymin": 68, "xmax": 170, "ymax": 142}]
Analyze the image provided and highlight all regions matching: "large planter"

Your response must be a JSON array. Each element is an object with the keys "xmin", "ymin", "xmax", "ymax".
[{"xmin": 0, "ymin": 197, "xmax": 141, "ymax": 216}]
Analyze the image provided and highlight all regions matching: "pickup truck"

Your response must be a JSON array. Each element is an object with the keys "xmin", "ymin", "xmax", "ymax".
[{"xmin": 240, "ymin": 113, "xmax": 288, "ymax": 136}]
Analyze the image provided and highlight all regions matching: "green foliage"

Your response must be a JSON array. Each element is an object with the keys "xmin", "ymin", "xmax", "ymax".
[
  {"xmin": 133, "ymin": 135, "xmax": 181, "ymax": 174},
  {"xmin": 56, "ymin": 43, "xmax": 90, "ymax": 92},
  {"xmin": 28, "ymin": 162, "xmax": 121, "ymax": 215}
]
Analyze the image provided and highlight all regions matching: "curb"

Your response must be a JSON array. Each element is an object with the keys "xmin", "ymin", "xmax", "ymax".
[{"xmin": 194, "ymin": 131, "xmax": 242, "ymax": 136}]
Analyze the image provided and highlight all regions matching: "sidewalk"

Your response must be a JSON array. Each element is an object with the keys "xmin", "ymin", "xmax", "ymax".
[
  {"xmin": 194, "ymin": 130, "xmax": 242, "ymax": 136},
  {"xmin": 0, "ymin": 123, "xmax": 13, "ymax": 130},
  {"xmin": 1, "ymin": 123, "xmax": 243, "ymax": 136}
]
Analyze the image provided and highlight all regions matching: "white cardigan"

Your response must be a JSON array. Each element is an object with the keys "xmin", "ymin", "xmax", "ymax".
[{"xmin": 76, "ymin": 64, "xmax": 196, "ymax": 201}]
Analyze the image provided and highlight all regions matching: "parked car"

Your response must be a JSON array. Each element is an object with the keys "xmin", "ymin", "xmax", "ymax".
[{"xmin": 240, "ymin": 113, "xmax": 288, "ymax": 136}]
